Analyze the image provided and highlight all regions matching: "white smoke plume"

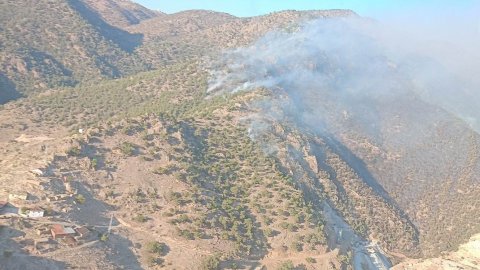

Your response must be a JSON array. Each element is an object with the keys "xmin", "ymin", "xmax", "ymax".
[{"xmin": 208, "ymin": 11, "xmax": 480, "ymax": 135}]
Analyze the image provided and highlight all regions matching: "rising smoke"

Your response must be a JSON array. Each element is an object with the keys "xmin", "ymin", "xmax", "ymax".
[
  {"xmin": 207, "ymin": 10, "xmax": 480, "ymax": 139},
  {"xmin": 206, "ymin": 6, "xmax": 480, "ymax": 259}
]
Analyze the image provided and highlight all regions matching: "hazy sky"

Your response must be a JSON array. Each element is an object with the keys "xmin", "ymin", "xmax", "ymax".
[{"xmin": 135, "ymin": 0, "xmax": 478, "ymax": 19}]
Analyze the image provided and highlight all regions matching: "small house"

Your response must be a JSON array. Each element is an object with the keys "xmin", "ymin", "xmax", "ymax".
[
  {"xmin": 26, "ymin": 207, "xmax": 45, "ymax": 218},
  {"xmin": 75, "ymin": 227, "xmax": 90, "ymax": 239},
  {"xmin": 9, "ymin": 192, "xmax": 29, "ymax": 201},
  {"xmin": 19, "ymin": 207, "xmax": 45, "ymax": 218},
  {"xmin": 50, "ymin": 224, "xmax": 75, "ymax": 239}
]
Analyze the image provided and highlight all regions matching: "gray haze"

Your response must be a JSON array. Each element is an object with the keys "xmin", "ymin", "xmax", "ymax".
[
  {"xmin": 205, "ymin": 11, "xmax": 480, "ymax": 260},
  {"xmin": 207, "ymin": 14, "xmax": 480, "ymax": 136}
]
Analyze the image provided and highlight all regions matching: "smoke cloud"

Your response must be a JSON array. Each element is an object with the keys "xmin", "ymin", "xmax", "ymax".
[
  {"xmin": 206, "ymin": 6, "xmax": 480, "ymax": 259},
  {"xmin": 208, "ymin": 10, "xmax": 480, "ymax": 137}
]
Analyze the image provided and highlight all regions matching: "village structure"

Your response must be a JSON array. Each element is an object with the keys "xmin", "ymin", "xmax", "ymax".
[{"xmin": 0, "ymin": 168, "xmax": 103, "ymax": 255}]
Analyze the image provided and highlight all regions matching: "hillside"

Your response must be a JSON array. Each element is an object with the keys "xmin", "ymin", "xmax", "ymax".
[
  {"xmin": 0, "ymin": 0, "xmax": 147, "ymax": 100},
  {"xmin": 0, "ymin": 0, "xmax": 354, "ymax": 103},
  {"xmin": 0, "ymin": 3, "xmax": 360, "ymax": 268},
  {"xmin": 129, "ymin": 9, "xmax": 356, "ymax": 66},
  {"xmin": 0, "ymin": 71, "xmax": 344, "ymax": 269},
  {"xmin": 1, "ymin": 1, "xmax": 480, "ymax": 270}
]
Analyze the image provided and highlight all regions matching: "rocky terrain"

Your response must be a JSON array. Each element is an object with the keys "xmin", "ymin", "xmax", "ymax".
[{"xmin": 1, "ymin": 1, "xmax": 480, "ymax": 270}]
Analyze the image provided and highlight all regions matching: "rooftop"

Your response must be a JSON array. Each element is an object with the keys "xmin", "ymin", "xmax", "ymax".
[
  {"xmin": 51, "ymin": 224, "xmax": 75, "ymax": 235},
  {"xmin": 75, "ymin": 227, "xmax": 90, "ymax": 236},
  {"xmin": 28, "ymin": 206, "xmax": 44, "ymax": 211}
]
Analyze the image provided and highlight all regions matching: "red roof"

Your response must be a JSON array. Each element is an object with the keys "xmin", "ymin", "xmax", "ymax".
[{"xmin": 51, "ymin": 224, "xmax": 75, "ymax": 236}]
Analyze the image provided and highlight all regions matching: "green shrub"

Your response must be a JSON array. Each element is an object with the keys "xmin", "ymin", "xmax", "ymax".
[
  {"xmin": 147, "ymin": 256, "xmax": 164, "ymax": 266},
  {"xmin": 177, "ymin": 214, "xmax": 191, "ymax": 223},
  {"xmin": 20, "ymin": 207, "xmax": 29, "ymax": 215},
  {"xmin": 264, "ymin": 228, "xmax": 275, "ymax": 237},
  {"xmin": 153, "ymin": 166, "xmax": 169, "ymax": 175},
  {"xmin": 90, "ymin": 158, "xmax": 98, "ymax": 170},
  {"xmin": 290, "ymin": 241, "xmax": 303, "ymax": 252},
  {"xmin": 199, "ymin": 254, "xmax": 221, "ymax": 270},
  {"xmin": 338, "ymin": 253, "xmax": 351, "ymax": 265},
  {"xmin": 100, "ymin": 234, "xmax": 109, "ymax": 242},
  {"xmin": 277, "ymin": 260, "xmax": 295, "ymax": 270},
  {"xmin": 133, "ymin": 214, "xmax": 148, "ymax": 223},
  {"xmin": 294, "ymin": 213, "xmax": 305, "ymax": 223},
  {"xmin": 75, "ymin": 194, "xmax": 86, "ymax": 204},
  {"xmin": 105, "ymin": 190, "xmax": 115, "ymax": 199},
  {"xmin": 146, "ymin": 241, "xmax": 167, "ymax": 255},
  {"xmin": 66, "ymin": 146, "xmax": 81, "ymax": 156},
  {"xmin": 157, "ymin": 164, "xmax": 177, "ymax": 174},
  {"xmin": 177, "ymin": 229, "xmax": 195, "ymax": 240},
  {"xmin": 119, "ymin": 142, "xmax": 136, "ymax": 156},
  {"xmin": 287, "ymin": 224, "xmax": 298, "ymax": 232}
]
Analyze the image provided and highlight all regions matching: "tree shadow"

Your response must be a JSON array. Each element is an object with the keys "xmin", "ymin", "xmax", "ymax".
[
  {"xmin": 0, "ymin": 73, "xmax": 23, "ymax": 104},
  {"xmin": 103, "ymin": 233, "xmax": 144, "ymax": 270},
  {"xmin": 65, "ymin": 181, "xmax": 113, "ymax": 227}
]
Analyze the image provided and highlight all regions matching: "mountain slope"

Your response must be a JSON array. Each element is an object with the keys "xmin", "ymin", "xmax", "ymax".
[
  {"xmin": 0, "ymin": 67, "xmax": 345, "ymax": 269},
  {"xmin": 0, "ymin": 0, "xmax": 146, "ymax": 101},
  {"xmin": 128, "ymin": 9, "xmax": 356, "ymax": 68},
  {"xmin": 0, "ymin": 1, "xmax": 353, "ymax": 103}
]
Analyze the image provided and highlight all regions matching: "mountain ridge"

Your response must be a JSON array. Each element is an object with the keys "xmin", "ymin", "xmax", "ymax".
[{"xmin": 0, "ymin": 0, "xmax": 355, "ymax": 104}]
